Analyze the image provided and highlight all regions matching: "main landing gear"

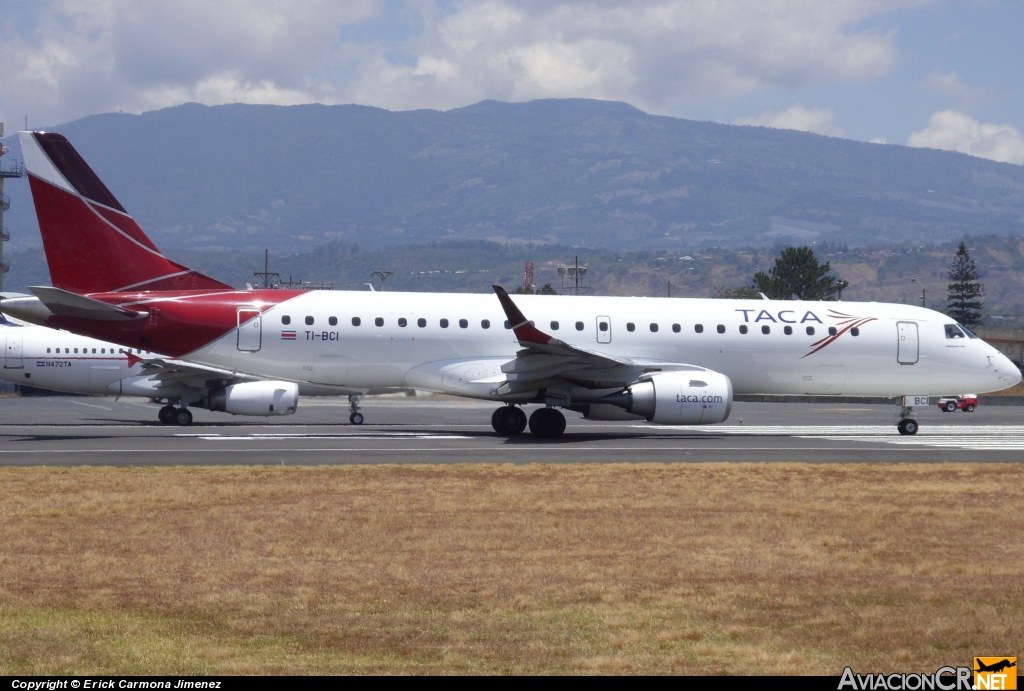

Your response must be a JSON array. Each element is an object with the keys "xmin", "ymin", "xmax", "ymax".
[
  {"xmin": 348, "ymin": 394, "xmax": 364, "ymax": 425},
  {"xmin": 158, "ymin": 405, "xmax": 193, "ymax": 426},
  {"xmin": 492, "ymin": 406, "xmax": 566, "ymax": 439},
  {"xmin": 529, "ymin": 407, "xmax": 566, "ymax": 439},
  {"xmin": 491, "ymin": 405, "xmax": 527, "ymax": 436}
]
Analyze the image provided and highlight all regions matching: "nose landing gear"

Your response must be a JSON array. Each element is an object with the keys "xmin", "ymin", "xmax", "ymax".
[
  {"xmin": 897, "ymin": 401, "xmax": 918, "ymax": 435},
  {"xmin": 348, "ymin": 394, "xmax": 364, "ymax": 425},
  {"xmin": 897, "ymin": 417, "xmax": 918, "ymax": 436}
]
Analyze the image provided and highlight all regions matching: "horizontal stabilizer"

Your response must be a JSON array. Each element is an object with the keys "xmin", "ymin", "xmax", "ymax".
[{"xmin": 29, "ymin": 286, "xmax": 146, "ymax": 321}]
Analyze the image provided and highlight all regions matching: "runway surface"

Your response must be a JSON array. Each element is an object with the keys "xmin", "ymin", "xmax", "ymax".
[{"xmin": 1, "ymin": 394, "xmax": 1023, "ymax": 465}]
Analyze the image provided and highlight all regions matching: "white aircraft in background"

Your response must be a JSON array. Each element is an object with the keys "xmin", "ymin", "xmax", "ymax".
[
  {"xmin": 0, "ymin": 306, "xmax": 372, "ymax": 425},
  {"xmin": 3, "ymin": 130, "xmax": 1021, "ymax": 438}
]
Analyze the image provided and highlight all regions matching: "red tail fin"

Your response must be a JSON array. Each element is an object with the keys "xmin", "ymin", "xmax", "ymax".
[{"xmin": 19, "ymin": 132, "xmax": 232, "ymax": 295}]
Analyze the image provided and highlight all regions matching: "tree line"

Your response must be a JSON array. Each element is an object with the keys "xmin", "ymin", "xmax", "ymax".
[{"xmin": 718, "ymin": 242, "xmax": 984, "ymax": 327}]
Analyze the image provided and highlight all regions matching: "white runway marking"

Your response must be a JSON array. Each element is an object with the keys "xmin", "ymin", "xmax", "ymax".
[
  {"xmin": 67, "ymin": 400, "xmax": 113, "ymax": 411},
  {"xmin": 633, "ymin": 424, "xmax": 1024, "ymax": 451},
  {"xmin": 177, "ymin": 432, "xmax": 472, "ymax": 441}
]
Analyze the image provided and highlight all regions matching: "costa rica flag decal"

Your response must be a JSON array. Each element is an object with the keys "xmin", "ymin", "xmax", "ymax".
[{"xmin": 281, "ymin": 330, "xmax": 297, "ymax": 340}]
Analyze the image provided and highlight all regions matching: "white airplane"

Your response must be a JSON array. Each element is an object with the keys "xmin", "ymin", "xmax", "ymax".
[
  {"xmin": 0, "ymin": 306, "xmax": 372, "ymax": 425},
  {"xmin": 2, "ymin": 130, "xmax": 1020, "ymax": 438}
]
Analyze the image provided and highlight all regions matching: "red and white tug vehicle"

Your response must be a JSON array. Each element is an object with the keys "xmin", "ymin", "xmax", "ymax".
[{"xmin": 937, "ymin": 395, "xmax": 978, "ymax": 413}]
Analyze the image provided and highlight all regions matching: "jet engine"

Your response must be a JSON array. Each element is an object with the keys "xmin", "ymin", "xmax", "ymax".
[
  {"xmin": 600, "ymin": 371, "xmax": 733, "ymax": 425},
  {"xmin": 208, "ymin": 381, "xmax": 299, "ymax": 416}
]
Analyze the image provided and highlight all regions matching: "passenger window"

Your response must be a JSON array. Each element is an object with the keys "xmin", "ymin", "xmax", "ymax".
[
  {"xmin": 93, "ymin": 348, "xmax": 97, "ymax": 353},
  {"xmin": 828, "ymin": 326, "xmax": 837, "ymax": 336},
  {"xmin": 46, "ymin": 348, "xmax": 50, "ymax": 353},
  {"xmin": 739, "ymin": 325, "xmax": 748, "ymax": 334},
  {"xmin": 398, "ymin": 318, "xmax": 407, "ymax": 327},
  {"xmin": 694, "ymin": 324, "xmax": 704, "ymax": 333},
  {"xmin": 851, "ymin": 327, "xmax": 860, "ymax": 337},
  {"xmin": 504, "ymin": 321, "xmax": 511, "ymax": 329},
  {"xmin": 762, "ymin": 325, "xmax": 770, "ymax": 334},
  {"xmin": 66, "ymin": 348, "xmax": 70, "ymax": 353},
  {"xmin": 440, "ymin": 319, "xmax": 449, "ymax": 328},
  {"xmin": 352, "ymin": 317, "xmax": 361, "ymax": 326},
  {"xmin": 944, "ymin": 324, "xmax": 966, "ymax": 339},
  {"xmin": 375, "ymin": 317, "xmax": 384, "ymax": 327},
  {"xmin": 717, "ymin": 325, "xmax": 725, "ymax": 334},
  {"xmin": 74, "ymin": 348, "xmax": 78, "ymax": 354},
  {"xmin": 575, "ymin": 321, "xmax": 584, "ymax": 331},
  {"xmin": 550, "ymin": 321, "xmax": 560, "ymax": 330},
  {"xmin": 305, "ymin": 316, "xmax": 314, "ymax": 325},
  {"xmin": 784, "ymin": 326, "xmax": 792, "ymax": 335},
  {"xmin": 672, "ymin": 324, "xmax": 681, "ymax": 333},
  {"xmin": 459, "ymin": 319, "xmax": 468, "ymax": 328},
  {"xmin": 806, "ymin": 326, "xmax": 815, "ymax": 336},
  {"xmin": 101, "ymin": 348, "xmax": 105, "ymax": 353},
  {"xmin": 626, "ymin": 323, "xmax": 635, "ymax": 332},
  {"xmin": 281, "ymin": 315, "xmax": 291, "ymax": 325},
  {"xmin": 418, "ymin": 318, "xmax": 426, "ymax": 328},
  {"xmin": 329, "ymin": 317, "xmax": 338, "ymax": 326},
  {"xmin": 482, "ymin": 320, "xmax": 490, "ymax": 329},
  {"xmin": 599, "ymin": 322, "xmax": 608, "ymax": 332},
  {"xmin": 649, "ymin": 323, "xmax": 658, "ymax": 332}
]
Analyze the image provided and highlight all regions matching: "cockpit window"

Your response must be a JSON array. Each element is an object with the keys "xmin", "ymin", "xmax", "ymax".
[
  {"xmin": 957, "ymin": 323, "xmax": 979, "ymax": 339},
  {"xmin": 945, "ymin": 324, "xmax": 966, "ymax": 339}
]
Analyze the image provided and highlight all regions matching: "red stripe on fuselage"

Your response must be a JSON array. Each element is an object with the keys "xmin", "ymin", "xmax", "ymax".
[{"xmin": 41, "ymin": 290, "xmax": 304, "ymax": 358}]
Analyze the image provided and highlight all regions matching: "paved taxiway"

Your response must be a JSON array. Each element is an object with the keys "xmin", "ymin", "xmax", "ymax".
[{"xmin": 1, "ymin": 394, "xmax": 1023, "ymax": 464}]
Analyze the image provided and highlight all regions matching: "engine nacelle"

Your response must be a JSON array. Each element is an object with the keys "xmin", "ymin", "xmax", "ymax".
[
  {"xmin": 601, "ymin": 370, "xmax": 733, "ymax": 425},
  {"xmin": 208, "ymin": 381, "xmax": 298, "ymax": 416}
]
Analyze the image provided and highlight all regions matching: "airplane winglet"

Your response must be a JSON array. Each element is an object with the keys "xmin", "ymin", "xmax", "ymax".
[
  {"xmin": 125, "ymin": 352, "xmax": 142, "ymax": 368},
  {"xmin": 492, "ymin": 285, "xmax": 559, "ymax": 346}
]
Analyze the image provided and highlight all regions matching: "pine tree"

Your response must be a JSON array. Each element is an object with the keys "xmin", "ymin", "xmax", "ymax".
[
  {"xmin": 945, "ymin": 241, "xmax": 984, "ymax": 327},
  {"xmin": 752, "ymin": 246, "xmax": 848, "ymax": 300}
]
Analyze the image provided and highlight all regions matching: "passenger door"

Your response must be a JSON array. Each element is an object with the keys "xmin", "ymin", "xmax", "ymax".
[
  {"xmin": 4, "ymin": 333, "xmax": 23, "ymax": 369},
  {"xmin": 237, "ymin": 308, "xmax": 262, "ymax": 352},
  {"xmin": 897, "ymin": 322, "xmax": 919, "ymax": 365},
  {"xmin": 596, "ymin": 316, "xmax": 611, "ymax": 344}
]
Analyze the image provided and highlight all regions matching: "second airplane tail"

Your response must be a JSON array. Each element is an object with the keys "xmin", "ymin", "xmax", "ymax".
[{"xmin": 18, "ymin": 131, "xmax": 232, "ymax": 295}]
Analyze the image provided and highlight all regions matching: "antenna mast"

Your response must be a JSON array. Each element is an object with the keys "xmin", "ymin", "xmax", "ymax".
[
  {"xmin": 252, "ymin": 249, "xmax": 280, "ymax": 289},
  {"xmin": 371, "ymin": 269, "xmax": 394, "ymax": 292}
]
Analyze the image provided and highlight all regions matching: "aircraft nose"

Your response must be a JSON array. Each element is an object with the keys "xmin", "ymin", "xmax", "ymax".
[
  {"xmin": 1002, "ymin": 353, "xmax": 1023, "ymax": 387},
  {"xmin": 989, "ymin": 349, "xmax": 1022, "ymax": 390}
]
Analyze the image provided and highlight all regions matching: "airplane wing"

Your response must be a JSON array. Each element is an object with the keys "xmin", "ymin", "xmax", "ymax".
[
  {"xmin": 491, "ymin": 285, "xmax": 705, "ymax": 394},
  {"xmin": 126, "ymin": 352, "xmax": 256, "ymax": 384}
]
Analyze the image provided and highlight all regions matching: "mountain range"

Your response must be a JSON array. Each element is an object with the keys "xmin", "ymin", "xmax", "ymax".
[{"xmin": 2, "ymin": 98, "xmax": 1024, "ymax": 254}]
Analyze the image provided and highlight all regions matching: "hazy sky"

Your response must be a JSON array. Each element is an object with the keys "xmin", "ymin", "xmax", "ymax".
[{"xmin": 1, "ymin": 0, "xmax": 1022, "ymax": 164}]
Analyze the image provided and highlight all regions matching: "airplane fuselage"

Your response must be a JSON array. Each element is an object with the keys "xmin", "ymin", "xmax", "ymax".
[{"xmin": 37, "ymin": 290, "xmax": 1017, "ymax": 401}]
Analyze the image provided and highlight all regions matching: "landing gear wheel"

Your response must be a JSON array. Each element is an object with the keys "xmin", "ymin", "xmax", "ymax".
[
  {"xmin": 897, "ymin": 418, "xmax": 918, "ymax": 436},
  {"xmin": 491, "ymin": 406, "xmax": 527, "ymax": 436},
  {"xmin": 965, "ymin": 404, "xmax": 975, "ymax": 413},
  {"xmin": 348, "ymin": 394, "xmax": 364, "ymax": 426},
  {"xmin": 158, "ymin": 405, "xmax": 176, "ymax": 424},
  {"xmin": 944, "ymin": 401, "xmax": 957, "ymax": 412},
  {"xmin": 529, "ymin": 407, "xmax": 566, "ymax": 439},
  {"xmin": 173, "ymin": 408, "xmax": 193, "ymax": 426}
]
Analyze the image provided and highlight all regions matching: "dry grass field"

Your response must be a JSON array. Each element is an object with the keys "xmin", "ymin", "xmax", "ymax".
[{"xmin": 0, "ymin": 463, "xmax": 1022, "ymax": 675}]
